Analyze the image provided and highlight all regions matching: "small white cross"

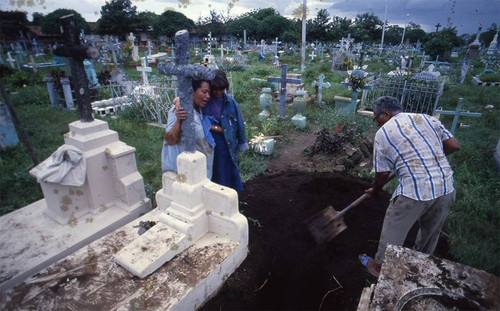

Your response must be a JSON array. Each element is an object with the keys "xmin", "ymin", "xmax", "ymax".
[{"xmin": 136, "ymin": 58, "xmax": 152, "ymax": 86}]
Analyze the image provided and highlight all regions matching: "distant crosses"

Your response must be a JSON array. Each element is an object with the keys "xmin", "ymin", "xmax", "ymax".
[
  {"xmin": 6, "ymin": 52, "xmax": 17, "ymax": 70},
  {"xmin": 435, "ymin": 22, "xmax": 442, "ymax": 33},
  {"xmin": 267, "ymin": 64, "xmax": 302, "ymax": 118},
  {"xmin": 32, "ymin": 38, "xmax": 41, "ymax": 56},
  {"xmin": 136, "ymin": 57, "xmax": 152, "ymax": 87}
]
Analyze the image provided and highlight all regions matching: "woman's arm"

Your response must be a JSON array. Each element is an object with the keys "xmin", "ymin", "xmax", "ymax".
[{"xmin": 165, "ymin": 98, "xmax": 186, "ymax": 146}]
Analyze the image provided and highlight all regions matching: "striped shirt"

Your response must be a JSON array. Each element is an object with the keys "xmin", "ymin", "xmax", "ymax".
[{"xmin": 373, "ymin": 112, "xmax": 455, "ymax": 201}]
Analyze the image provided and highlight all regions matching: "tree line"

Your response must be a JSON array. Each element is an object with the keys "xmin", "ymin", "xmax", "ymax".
[{"xmin": 1, "ymin": 0, "xmax": 498, "ymax": 61}]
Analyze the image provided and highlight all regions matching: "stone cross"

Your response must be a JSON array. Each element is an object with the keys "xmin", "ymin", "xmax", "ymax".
[
  {"xmin": 434, "ymin": 98, "xmax": 481, "ymax": 134},
  {"xmin": 267, "ymin": 64, "xmax": 302, "ymax": 118},
  {"xmin": 158, "ymin": 29, "xmax": 215, "ymax": 152},
  {"xmin": 53, "ymin": 14, "xmax": 100, "ymax": 122},
  {"xmin": 311, "ymin": 74, "xmax": 331, "ymax": 106},
  {"xmin": 136, "ymin": 57, "xmax": 152, "ymax": 86}
]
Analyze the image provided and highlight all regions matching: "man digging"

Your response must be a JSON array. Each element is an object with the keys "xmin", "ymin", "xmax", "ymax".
[{"xmin": 360, "ymin": 96, "xmax": 460, "ymax": 277}]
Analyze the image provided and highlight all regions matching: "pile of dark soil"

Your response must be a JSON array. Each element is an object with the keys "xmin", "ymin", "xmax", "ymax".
[{"xmin": 201, "ymin": 171, "xmax": 452, "ymax": 311}]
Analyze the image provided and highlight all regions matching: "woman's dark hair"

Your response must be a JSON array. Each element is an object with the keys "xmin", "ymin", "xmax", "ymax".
[
  {"xmin": 192, "ymin": 79, "xmax": 210, "ymax": 91},
  {"xmin": 210, "ymin": 69, "xmax": 229, "ymax": 91}
]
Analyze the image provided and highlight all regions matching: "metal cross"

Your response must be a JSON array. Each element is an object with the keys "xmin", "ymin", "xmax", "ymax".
[
  {"xmin": 267, "ymin": 64, "xmax": 302, "ymax": 118},
  {"xmin": 434, "ymin": 98, "xmax": 481, "ymax": 134},
  {"xmin": 311, "ymin": 74, "xmax": 331, "ymax": 106},
  {"xmin": 158, "ymin": 29, "xmax": 215, "ymax": 152}
]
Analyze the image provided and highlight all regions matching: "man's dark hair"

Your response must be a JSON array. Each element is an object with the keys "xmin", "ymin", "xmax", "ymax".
[
  {"xmin": 373, "ymin": 96, "xmax": 402, "ymax": 113},
  {"xmin": 192, "ymin": 79, "xmax": 210, "ymax": 91},
  {"xmin": 210, "ymin": 69, "xmax": 229, "ymax": 91}
]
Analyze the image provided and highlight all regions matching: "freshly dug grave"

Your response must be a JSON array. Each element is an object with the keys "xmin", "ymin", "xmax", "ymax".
[{"xmin": 201, "ymin": 171, "xmax": 452, "ymax": 311}]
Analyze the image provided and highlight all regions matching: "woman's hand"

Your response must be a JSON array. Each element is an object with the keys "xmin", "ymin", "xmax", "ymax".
[{"xmin": 175, "ymin": 106, "xmax": 187, "ymax": 121}]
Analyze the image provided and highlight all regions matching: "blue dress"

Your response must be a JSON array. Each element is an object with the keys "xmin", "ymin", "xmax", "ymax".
[{"xmin": 203, "ymin": 95, "xmax": 248, "ymax": 191}]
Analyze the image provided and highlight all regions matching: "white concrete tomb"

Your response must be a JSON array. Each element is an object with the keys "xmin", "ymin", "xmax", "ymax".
[{"xmin": 0, "ymin": 119, "xmax": 150, "ymax": 292}]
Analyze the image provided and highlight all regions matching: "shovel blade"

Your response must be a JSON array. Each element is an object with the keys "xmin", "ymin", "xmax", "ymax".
[{"xmin": 306, "ymin": 206, "xmax": 348, "ymax": 244}]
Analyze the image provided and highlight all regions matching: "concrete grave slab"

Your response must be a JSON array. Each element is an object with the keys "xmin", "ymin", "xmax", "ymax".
[
  {"xmin": 0, "ymin": 209, "xmax": 247, "ymax": 311},
  {"xmin": 0, "ymin": 119, "xmax": 150, "ymax": 292},
  {"xmin": 357, "ymin": 245, "xmax": 499, "ymax": 311}
]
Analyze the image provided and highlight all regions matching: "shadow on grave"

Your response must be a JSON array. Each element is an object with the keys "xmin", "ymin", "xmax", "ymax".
[{"xmin": 201, "ymin": 170, "xmax": 454, "ymax": 311}]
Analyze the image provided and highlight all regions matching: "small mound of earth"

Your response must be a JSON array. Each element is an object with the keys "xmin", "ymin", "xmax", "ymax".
[{"xmin": 201, "ymin": 171, "xmax": 453, "ymax": 310}]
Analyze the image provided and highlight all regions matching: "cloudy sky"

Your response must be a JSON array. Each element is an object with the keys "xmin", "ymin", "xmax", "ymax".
[{"xmin": 2, "ymin": 0, "xmax": 499, "ymax": 35}]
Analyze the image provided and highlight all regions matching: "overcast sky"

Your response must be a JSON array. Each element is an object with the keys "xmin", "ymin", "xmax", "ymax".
[{"xmin": 2, "ymin": 0, "xmax": 499, "ymax": 35}]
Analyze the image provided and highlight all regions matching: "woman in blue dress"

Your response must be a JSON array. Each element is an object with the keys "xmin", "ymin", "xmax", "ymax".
[{"xmin": 202, "ymin": 70, "xmax": 248, "ymax": 191}]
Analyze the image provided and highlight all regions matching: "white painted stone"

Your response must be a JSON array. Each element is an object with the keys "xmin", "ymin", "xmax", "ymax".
[
  {"xmin": 0, "ymin": 210, "xmax": 248, "ymax": 311},
  {"xmin": 0, "ymin": 119, "xmax": 151, "ymax": 291},
  {"xmin": 115, "ymin": 151, "xmax": 248, "ymax": 279}
]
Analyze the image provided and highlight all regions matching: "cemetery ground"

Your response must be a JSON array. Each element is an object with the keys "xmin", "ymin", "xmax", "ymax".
[{"xmin": 1, "ymin": 52, "xmax": 499, "ymax": 309}]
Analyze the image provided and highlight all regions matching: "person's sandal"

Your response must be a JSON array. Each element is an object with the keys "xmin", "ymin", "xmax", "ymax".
[{"xmin": 359, "ymin": 254, "xmax": 380, "ymax": 277}]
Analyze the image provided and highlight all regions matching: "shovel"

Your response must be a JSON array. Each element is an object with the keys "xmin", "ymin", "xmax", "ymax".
[{"xmin": 306, "ymin": 172, "xmax": 395, "ymax": 244}]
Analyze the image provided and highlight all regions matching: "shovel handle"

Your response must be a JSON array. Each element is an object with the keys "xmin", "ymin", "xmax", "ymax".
[
  {"xmin": 336, "ymin": 193, "xmax": 369, "ymax": 217},
  {"xmin": 337, "ymin": 172, "xmax": 397, "ymax": 218}
]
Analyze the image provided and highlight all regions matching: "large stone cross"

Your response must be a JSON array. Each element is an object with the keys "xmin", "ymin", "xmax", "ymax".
[
  {"xmin": 311, "ymin": 74, "xmax": 331, "ymax": 106},
  {"xmin": 53, "ymin": 14, "xmax": 100, "ymax": 122},
  {"xmin": 267, "ymin": 64, "xmax": 302, "ymax": 118},
  {"xmin": 158, "ymin": 29, "xmax": 215, "ymax": 152}
]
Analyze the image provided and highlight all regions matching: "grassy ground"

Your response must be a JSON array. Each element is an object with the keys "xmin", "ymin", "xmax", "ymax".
[{"xmin": 0, "ymin": 52, "xmax": 498, "ymax": 275}]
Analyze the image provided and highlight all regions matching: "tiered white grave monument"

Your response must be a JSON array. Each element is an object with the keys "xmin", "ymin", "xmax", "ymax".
[{"xmin": 0, "ymin": 15, "xmax": 151, "ymax": 292}]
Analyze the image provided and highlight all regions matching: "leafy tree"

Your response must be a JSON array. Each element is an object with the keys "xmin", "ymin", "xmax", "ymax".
[
  {"xmin": 227, "ymin": 16, "xmax": 260, "ymax": 40},
  {"xmin": 479, "ymin": 23, "xmax": 499, "ymax": 45},
  {"xmin": 307, "ymin": 9, "xmax": 332, "ymax": 42},
  {"xmin": 247, "ymin": 8, "xmax": 278, "ymax": 21},
  {"xmin": 423, "ymin": 26, "xmax": 464, "ymax": 61},
  {"xmin": 196, "ymin": 10, "xmax": 227, "ymax": 39},
  {"xmin": 330, "ymin": 16, "xmax": 353, "ymax": 42},
  {"xmin": 384, "ymin": 25, "xmax": 403, "ymax": 45},
  {"xmin": 152, "ymin": 10, "xmax": 194, "ymax": 39},
  {"xmin": 256, "ymin": 14, "xmax": 294, "ymax": 40},
  {"xmin": 41, "ymin": 9, "xmax": 89, "ymax": 35},
  {"xmin": 95, "ymin": 0, "xmax": 137, "ymax": 36},
  {"xmin": 0, "ymin": 11, "xmax": 28, "ymax": 40},
  {"xmin": 134, "ymin": 11, "xmax": 158, "ymax": 33},
  {"xmin": 352, "ymin": 12, "xmax": 383, "ymax": 43},
  {"xmin": 405, "ymin": 28, "xmax": 426, "ymax": 44},
  {"xmin": 282, "ymin": 29, "xmax": 300, "ymax": 44},
  {"xmin": 31, "ymin": 12, "xmax": 44, "ymax": 26}
]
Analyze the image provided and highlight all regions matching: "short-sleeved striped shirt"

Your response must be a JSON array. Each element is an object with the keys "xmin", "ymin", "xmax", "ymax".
[{"xmin": 373, "ymin": 112, "xmax": 455, "ymax": 201}]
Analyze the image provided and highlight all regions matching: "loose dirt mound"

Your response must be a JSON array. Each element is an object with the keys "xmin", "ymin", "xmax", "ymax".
[{"xmin": 201, "ymin": 171, "xmax": 452, "ymax": 310}]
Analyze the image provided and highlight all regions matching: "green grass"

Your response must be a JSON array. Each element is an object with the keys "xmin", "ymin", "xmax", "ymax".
[{"xmin": 1, "ymin": 54, "xmax": 499, "ymax": 276}]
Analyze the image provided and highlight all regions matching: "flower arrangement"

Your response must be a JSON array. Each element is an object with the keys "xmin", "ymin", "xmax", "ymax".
[
  {"xmin": 249, "ymin": 133, "xmax": 269, "ymax": 153},
  {"xmin": 343, "ymin": 65, "xmax": 369, "ymax": 92}
]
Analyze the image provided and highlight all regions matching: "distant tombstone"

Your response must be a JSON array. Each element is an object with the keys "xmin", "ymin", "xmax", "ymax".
[
  {"xmin": 0, "ymin": 103, "xmax": 19, "ymax": 148},
  {"xmin": 412, "ymin": 71, "xmax": 441, "ymax": 82},
  {"xmin": 487, "ymin": 30, "xmax": 499, "ymax": 55},
  {"xmin": 84, "ymin": 60, "xmax": 99, "ymax": 87},
  {"xmin": 467, "ymin": 22, "xmax": 483, "ymax": 60}
]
